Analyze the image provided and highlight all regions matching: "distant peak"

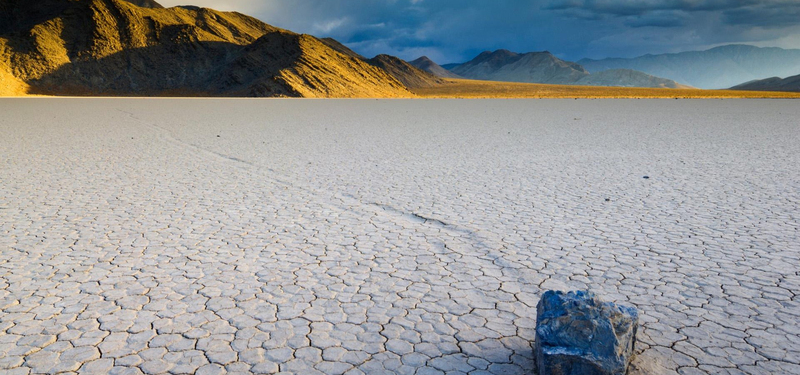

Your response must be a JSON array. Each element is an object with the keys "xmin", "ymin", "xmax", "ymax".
[
  {"xmin": 708, "ymin": 44, "xmax": 758, "ymax": 50},
  {"xmin": 523, "ymin": 50, "xmax": 554, "ymax": 57},
  {"xmin": 372, "ymin": 54, "xmax": 398, "ymax": 61}
]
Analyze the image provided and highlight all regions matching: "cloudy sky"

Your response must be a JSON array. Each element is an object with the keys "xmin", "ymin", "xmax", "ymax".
[{"xmin": 157, "ymin": 0, "xmax": 800, "ymax": 64}]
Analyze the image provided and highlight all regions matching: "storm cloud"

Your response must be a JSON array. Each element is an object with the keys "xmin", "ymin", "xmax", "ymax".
[{"xmin": 157, "ymin": 0, "xmax": 800, "ymax": 63}]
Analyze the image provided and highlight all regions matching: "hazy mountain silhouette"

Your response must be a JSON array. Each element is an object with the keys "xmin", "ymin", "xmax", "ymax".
[
  {"xmin": 0, "ymin": 0, "xmax": 414, "ymax": 97},
  {"xmin": 576, "ymin": 69, "xmax": 688, "ymax": 88},
  {"xmin": 579, "ymin": 45, "xmax": 800, "ymax": 89},
  {"xmin": 446, "ymin": 50, "xmax": 684, "ymax": 88}
]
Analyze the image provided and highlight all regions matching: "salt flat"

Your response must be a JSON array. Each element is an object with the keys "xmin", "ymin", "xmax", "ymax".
[{"xmin": 0, "ymin": 98, "xmax": 798, "ymax": 375}]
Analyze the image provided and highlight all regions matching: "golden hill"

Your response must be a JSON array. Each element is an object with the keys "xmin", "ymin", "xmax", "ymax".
[{"xmin": 0, "ymin": 0, "xmax": 412, "ymax": 97}]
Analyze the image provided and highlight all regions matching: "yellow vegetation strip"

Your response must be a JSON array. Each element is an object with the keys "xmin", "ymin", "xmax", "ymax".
[{"xmin": 411, "ymin": 79, "xmax": 800, "ymax": 99}]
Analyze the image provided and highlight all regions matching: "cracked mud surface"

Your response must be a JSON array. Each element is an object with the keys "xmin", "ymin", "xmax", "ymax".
[{"xmin": 0, "ymin": 98, "xmax": 798, "ymax": 374}]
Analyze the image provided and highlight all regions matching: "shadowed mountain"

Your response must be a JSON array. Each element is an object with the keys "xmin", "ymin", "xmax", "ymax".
[
  {"xmin": 409, "ymin": 56, "xmax": 461, "ymax": 79},
  {"xmin": 579, "ymin": 45, "xmax": 800, "ymax": 89},
  {"xmin": 731, "ymin": 74, "xmax": 800, "ymax": 92},
  {"xmin": 366, "ymin": 55, "xmax": 444, "ymax": 88},
  {"xmin": 0, "ymin": 0, "xmax": 412, "ymax": 97},
  {"xmin": 447, "ymin": 49, "xmax": 683, "ymax": 88},
  {"xmin": 450, "ymin": 50, "xmax": 589, "ymax": 84}
]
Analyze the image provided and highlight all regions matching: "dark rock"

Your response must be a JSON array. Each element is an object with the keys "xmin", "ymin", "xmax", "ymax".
[
  {"xmin": 535, "ymin": 290, "xmax": 638, "ymax": 375},
  {"xmin": 643, "ymin": 176, "xmax": 650, "ymax": 179}
]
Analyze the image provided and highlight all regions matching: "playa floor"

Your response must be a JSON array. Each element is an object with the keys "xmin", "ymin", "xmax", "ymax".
[{"xmin": 1, "ymin": 98, "xmax": 798, "ymax": 375}]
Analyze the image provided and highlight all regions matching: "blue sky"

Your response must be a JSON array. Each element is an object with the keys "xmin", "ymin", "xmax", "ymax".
[{"xmin": 157, "ymin": 0, "xmax": 800, "ymax": 64}]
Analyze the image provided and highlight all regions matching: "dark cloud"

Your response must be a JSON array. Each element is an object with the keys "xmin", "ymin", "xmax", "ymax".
[
  {"xmin": 545, "ymin": 0, "xmax": 761, "ymax": 16},
  {"xmin": 723, "ymin": 2, "xmax": 800, "ymax": 27},
  {"xmin": 158, "ymin": 0, "xmax": 800, "ymax": 62},
  {"xmin": 623, "ymin": 11, "xmax": 688, "ymax": 28},
  {"xmin": 545, "ymin": 0, "xmax": 800, "ymax": 28}
]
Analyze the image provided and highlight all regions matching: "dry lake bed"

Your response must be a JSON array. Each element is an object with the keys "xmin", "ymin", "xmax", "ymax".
[{"xmin": 0, "ymin": 98, "xmax": 798, "ymax": 375}]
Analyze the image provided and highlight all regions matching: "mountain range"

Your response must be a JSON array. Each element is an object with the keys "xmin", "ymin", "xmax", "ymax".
[
  {"xmin": 436, "ymin": 50, "xmax": 686, "ymax": 88},
  {"xmin": 579, "ymin": 45, "xmax": 800, "ymax": 89}
]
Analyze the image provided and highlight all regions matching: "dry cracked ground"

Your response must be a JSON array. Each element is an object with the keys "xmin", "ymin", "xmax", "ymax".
[{"xmin": 0, "ymin": 98, "xmax": 798, "ymax": 375}]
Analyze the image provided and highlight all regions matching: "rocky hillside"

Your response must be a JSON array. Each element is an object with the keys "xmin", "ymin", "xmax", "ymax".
[
  {"xmin": 409, "ymin": 56, "xmax": 461, "ymax": 79},
  {"xmin": 579, "ymin": 45, "xmax": 800, "ymax": 89},
  {"xmin": 447, "ymin": 49, "xmax": 683, "ymax": 88},
  {"xmin": 0, "ymin": 0, "xmax": 412, "ymax": 97},
  {"xmin": 731, "ymin": 74, "xmax": 800, "ymax": 92}
]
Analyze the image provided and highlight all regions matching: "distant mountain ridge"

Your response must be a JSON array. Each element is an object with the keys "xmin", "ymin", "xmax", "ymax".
[
  {"xmin": 579, "ymin": 45, "xmax": 800, "ymax": 89},
  {"xmin": 731, "ymin": 74, "xmax": 800, "ymax": 92},
  {"xmin": 0, "ymin": 0, "xmax": 421, "ymax": 97},
  {"xmin": 443, "ymin": 50, "xmax": 684, "ymax": 88},
  {"xmin": 575, "ymin": 69, "xmax": 689, "ymax": 89}
]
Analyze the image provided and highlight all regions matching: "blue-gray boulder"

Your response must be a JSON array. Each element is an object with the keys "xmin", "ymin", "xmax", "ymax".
[{"xmin": 535, "ymin": 290, "xmax": 638, "ymax": 375}]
